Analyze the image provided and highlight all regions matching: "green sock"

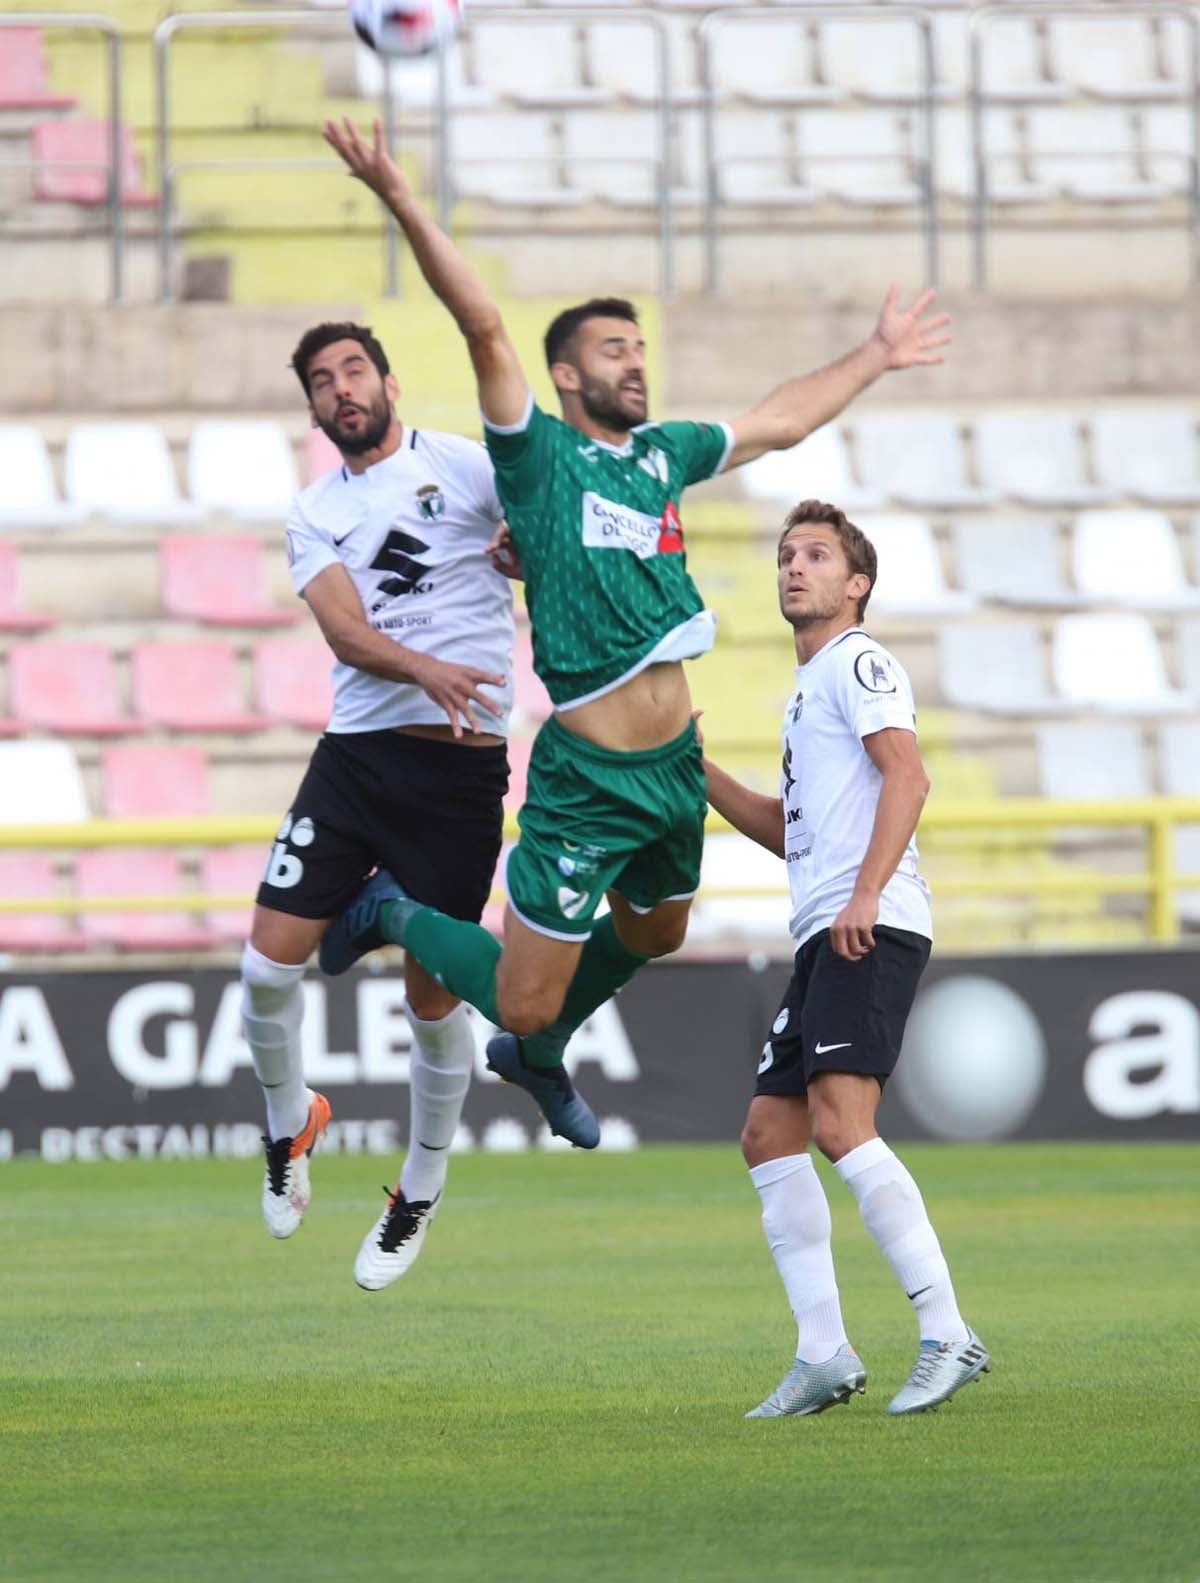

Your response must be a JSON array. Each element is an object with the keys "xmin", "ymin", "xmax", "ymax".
[
  {"xmin": 383, "ymin": 903, "xmax": 502, "ymax": 1027},
  {"xmin": 522, "ymin": 915, "xmax": 652, "ymax": 1069}
]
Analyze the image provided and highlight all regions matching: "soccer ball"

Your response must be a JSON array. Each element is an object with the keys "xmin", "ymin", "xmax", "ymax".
[{"xmin": 350, "ymin": 0, "xmax": 464, "ymax": 58}]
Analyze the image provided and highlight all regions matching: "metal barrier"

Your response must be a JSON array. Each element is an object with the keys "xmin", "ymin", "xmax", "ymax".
[
  {"xmin": 969, "ymin": 1, "xmax": 1200, "ymax": 289},
  {"xmin": 2, "ymin": 798, "xmax": 1199, "ymax": 944},
  {"xmin": 0, "ymin": 13, "xmax": 125, "ymax": 301},
  {"xmin": 699, "ymin": 5, "xmax": 940, "ymax": 295},
  {"xmin": 152, "ymin": 8, "xmax": 407, "ymax": 302},
  {"xmin": 437, "ymin": 7, "xmax": 674, "ymax": 292}
]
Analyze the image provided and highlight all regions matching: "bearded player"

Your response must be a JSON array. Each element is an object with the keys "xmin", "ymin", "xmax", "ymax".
[{"xmin": 318, "ymin": 118, "xmax": 951, "ymax": 1220}]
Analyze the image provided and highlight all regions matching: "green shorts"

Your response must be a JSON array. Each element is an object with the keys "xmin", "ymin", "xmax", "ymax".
[{"xmin": 505, "ymin": 715, "xmax": 707, "ymax": 940}]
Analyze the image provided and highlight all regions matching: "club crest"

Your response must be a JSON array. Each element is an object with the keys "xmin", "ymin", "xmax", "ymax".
[{"xmin": 416, "ymin": 483, "xmax": 446, "ymax": 520}]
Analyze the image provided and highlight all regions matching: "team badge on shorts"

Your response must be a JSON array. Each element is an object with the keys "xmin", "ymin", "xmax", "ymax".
[{"xmin": 416, "ymin": 483, "xmax": 445, "ymax": 520}]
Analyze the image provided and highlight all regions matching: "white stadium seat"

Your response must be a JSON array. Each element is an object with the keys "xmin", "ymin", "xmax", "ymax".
[
  {"xmin": 973, "ymin": 412, "xmax": 1115, "ymax": 507},
  {"xmin": 738, "ymin": 424, "xmax": 883, "ymax": 513},
  {"xmin": 1073, "ymin": 510, "xmax": 1200, "ymax": 611},
  {"xmin": 938, "ymin": 621, "xmax": 1066, "ymax": 715},
  {"xmin": 1048, "ymin": 17, "xmax": 1179, "ymax": 103},
  {"xmin": 1176, "ymin": 614, "xmax": 1200, "ymax": 697},
  {"xmin": 935, "ymin": 108, "xmax": 1052, "ymax": 204},
  {"xmin": 353, "ymin": 42, "xmax": 494, "ymax": 108},
  {"xmin": 1035, "ymin": 720, "xmax": 1150, "ymax": 800},
  {"xmin": 713, "ymin": 20, "xmax": 835, "ymax": 105},
  {"xmin": 1051, "ymin": 613, "xmax": 1194, "ymax": 713},
  {"xmin": 856, "ymin": 513, "xmax": 975, "ymax": 615},
  {"xmin": 565, "ymin": 110, "xmax": 698, "ymax": 207},
  {"xmin": 802, "ymin": 110, "xmax": 923, "ymax": 206},
  {"xmin": 1026, "ymin": 108, "xmax": 1168, "ymax": 204},
  {"xmin": 64, "ymin": 422, "xmax": 202, "ymax": 525},
  {"xmin": 818, "ymin": 17, "xmax": 953, "ymax": 105},
  {"xmin": 187, "ymin": 421, "xmax": 299, "ymax": 521},
  {"xmin": 0, "ymin": 425, "xmax": 84, "ymax": 529},
  {"xmin": 468, "ymin": 19, "xmax": 611, "ymax": 107},
  {"xmin": 0, "ymin": 739, "xmax": 89, "ymax": 823},
  {"xmin": 1142, "ymin": 104, "xmax": 1193, "ymax": 194},
  {"xmin": 952, "ymin": 516, "xmax": 1082, "ymax": 609},
  {"xmin": 1091, "ymin": 409, "xmax": 1200, "ymax": 505},
  {"xmin": 853, "ymin": 413, "xmax": 995, "ymax": 509},
  {"xmin": 451, "ymin": 112, "xmax": 586, "ymax": 206},
  {"xmin": 716, "ymin": 111, "xmax": 816, "ymax": 207},
  {"xmin": 978, "ymin": 17, "xmax": 1067, "ymax": 103}
]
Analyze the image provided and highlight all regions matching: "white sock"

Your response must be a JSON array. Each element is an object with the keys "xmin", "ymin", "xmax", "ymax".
[
  {"xmin": 835, "ymin": 1136, "xmax": 968, "ymax": 1345},
  {"xmin": 749, "ymin": 1152, "xmax": 850, "ymax": 1365},
  {"xmin": 400, "ymin": 1001, "xmax": 474, "ymax": 1204},
  {"xmin": 241, "ymin": 942, "xmax": 309, "ymax": 1141}
]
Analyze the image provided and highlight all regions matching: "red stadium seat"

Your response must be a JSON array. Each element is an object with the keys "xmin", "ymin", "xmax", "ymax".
[
  {"xmin": 201, "ymin": 845, "xmax": 266, "ymax": 942},
  {"xmin": 33, "ymin": 119, "xmax": 157, "ymax": 207},
  {"xmin": 75, "ymin": 849, "xmax": 218, "ymax": 951},
  {"xmin": 132, "ymin": 639, "xmax": 269, "ymax": 733},
  {"xmin": 0, "ymin": 543, "xmax": 54, "ymax": 632},
  {"xmin": 0, "ymin": 855, "xmax": 84, "ymax": 953},
  {"xmin": 304, "ymin": 426, "xmax": 342, "ymax": 482},
  {"xmin": 252, "ymin": 636, "xmax": 334, "ymax": 730},
  {"xmin": 160, "ymin": 536, "xmax": 300, "ymax": 628},
  {"xmin": 8, "ymin": 640, "xmax": 144, "ymax": 735},
  {"xmin": 0, "ymin": 29, "xmax": 76, "ymax": 109},
  {"xmin": 101, "ymin": 743, "xmax": 211, "ymax": 818}
]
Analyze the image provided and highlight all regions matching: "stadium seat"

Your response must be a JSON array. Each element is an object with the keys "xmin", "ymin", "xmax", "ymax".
[
  {"xmin": 0, "ymin": 739, "xmax": 88, "ymax": 822},
  {"xmin": 64, "ymin": 423, "xmax": 202, "ymax": 525},
  {"xmin": 977, "ymin": 16, "xmax": 1066, "ymax": 103},
  {"xmin": 0, "ymin": 543, "xmax": 54, "ymax": 631},
  {"xmin": 32, "ymin": 119, "xmax": 157, "ymax": 207},
  {"xmin": 304, "ymin": 426, "xmax": 342, "ymax": 482},
  {"xmin": 160, "ymin": 536, "xmax": 300, "ymax": 627},
  {"xmin": 1035, "ymin": 720, "xmax": 1150, "ymax": 801},
  {"xmin": 186, "ymin": 421, "xmax": 300, "ymax": 520},
  {"xmin": 1048, "ymin": 16, "xmax": 1179, "ymax": 102},
  {"xmin": 470, "ymin": 17, "xmax": 612, "ymax": 107},
  {"xmin": 132, "ymin": 639, "xmax": 269, "ymax": 732},
  {"xmin": 1176, "ymin": 614, "xmax": 1200, "ymax": 697},
  {"xmin": 1051, "ymin": 613, "xmax": 1194, "ymax": 713},
  {"xmin": 451, "ymin": 111, "xmax": 586, "ymax": 206},
  {"xmin": 0, "ymin": 29, "xmax": 76, "ymax": 109},
  {"xmin": 8, "ymin": 640, "xmax": 143, "ymax": 735},
  {"xmin": 739, "ymin": 424, "xmax": 883, "ymax": 512},
  {"xmin": 0, "ymin": 425, "xmax": 85, "ymax": 529},
  {"xmin": 0, "ymin": 854, "xmax": 84, "ymax": 953},
  {"xmin": 936, "ymin": 106, "xmax": 1052, "ymax": 205},
  {"xmin": 937, "ymin": 622, "xmax": 1065, "ymax": 715},
  {"xmin": 690, "ymin": 644, "xmax": 796, "ymax": 744},
  {"xmin": 1143, "ymin": 104, "xmax": 1194, "ymax": 194},
  {"xmin": 818, "ymin": 17, "xmax": 955, "ymax": 105},
  {"xmin": 952, "ymin": 516, "xmax": 1082, "ymax": 608},
  {"xmin": 712, "ymin": 111, "xmax": 817, "ymax": 207},
  {"xmin": 974, "ymin": 412, "xmax": 1115, "ymax": 507},
  {"xmin": 200, "ymin": 845, "xmax": 265, "ymax": 943},
  {"xmin": 853, "ymin": 414, "xmax": 995, "ymax": 509},
  {"xmin": 802, "ymin": 110, "xmax": 924, "ymax": 207},
  {"xmin": 252, "ymin": 636, "xmax": 334, "ymax": 731},
  {"xmin": 353, "ymin": 39, "xmax": 495, "ymax": 109},
  {"xmin": 564, "ymin": 110, "xmax": 700, "ymax": 208},
  {"xmin": 1090, "ymin": 409, "xmax": 1200, "ymax": 504},
  {"xmin": 100, "ymin": 743, "xmax": 211, "ymax": 818},
  {"xmin": 587, "ymin": 12, "xmax": 706, "ymax": 107},
  {"xmin": 1073, "ymin": 510, "xmax": 1200, "ymax": 611},
  {"xmin": 714, "ymin": 21, "xmax": 835, "ymax": 105},
  {"xmin": 75, "ymin": 849, "xmax": 218, "ymax": 952},
  {"xmin": 1026, "ymin": 108, "xmax": 1168, "ymax": 203},
  {"xmin": 856, "ymin": 514, "xmax": 975, "ymax": 615}
]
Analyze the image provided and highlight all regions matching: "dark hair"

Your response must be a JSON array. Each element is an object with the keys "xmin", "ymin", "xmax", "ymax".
[
  {"xmin": 543, "ymin": 297, "xmax": 639, "ymax": 369},
  {"xmin": 777, "ymin": 498, "xmax": 877, "ymax": 621},
  {"xmin": 290, "ymin": 322, "xmax": 390, "ymax": 399}
]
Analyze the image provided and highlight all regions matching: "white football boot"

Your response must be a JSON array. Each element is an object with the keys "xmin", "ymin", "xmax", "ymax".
[
  {"xmin": 261, "ymin": 1091, "xmax": 332, "ymax": 1239},
  {"xmin": 888, "ymin": 1329, "xmax": 991, "ymax": 1415},
  {"xmin": 745, "ymin": 1344, "xmax": 868, "ymax": 1418},
  {"xmin": 354, "ymin": 1185, "xmax": 440, "ymax": 1290}
]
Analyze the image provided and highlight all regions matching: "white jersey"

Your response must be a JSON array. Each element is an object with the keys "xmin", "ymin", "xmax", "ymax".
[
  {"xmin": 285, "ymin": 427, "xmax": 514, "ymax": 735},
  {"xmin": 781, "ymin": 626, "xmax": 932, "ymax": 948}
]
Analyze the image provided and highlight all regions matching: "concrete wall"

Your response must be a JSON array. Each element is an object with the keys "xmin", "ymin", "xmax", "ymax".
[{"xmin": 3, "ymin": 294, "xmax": 1200, "ymax": 415}]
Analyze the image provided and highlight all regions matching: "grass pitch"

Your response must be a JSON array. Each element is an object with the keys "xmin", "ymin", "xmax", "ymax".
[{"xmin": 3, "ymin": 1143, "xmax": 1197, "ymax": 1583}]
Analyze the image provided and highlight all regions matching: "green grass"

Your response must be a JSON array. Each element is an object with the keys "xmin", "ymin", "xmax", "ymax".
[{"xmin": 3, "ymin": 1145, "xmax": 1197, "ymax": 1583}]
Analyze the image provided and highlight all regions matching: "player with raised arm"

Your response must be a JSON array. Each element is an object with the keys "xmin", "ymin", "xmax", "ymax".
[
  {"xmin": 243, "ymin": 320, "xmax": 516, "ymax": 1289},
  {"xmin": 319, "ymin": 117, "xmax": 950, "ymax": 1177},
  {"xmin": 704, "ymin": 500, "xmax": 989, "ymax": 1418}
]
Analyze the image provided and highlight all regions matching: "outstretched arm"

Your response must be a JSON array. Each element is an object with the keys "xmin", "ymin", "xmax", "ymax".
[
  {"xmin": 324, "ymin": 117, "xmax": 531, "ymax": 428},
  {"xmin": 725, "ymin": 286, "xmax": 951, "ymax": 470}
]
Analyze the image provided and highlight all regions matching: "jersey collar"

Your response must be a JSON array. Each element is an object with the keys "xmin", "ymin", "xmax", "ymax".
[{"xmin": 795, "ymin": 624, "xmax": 864, "ymax": 675}]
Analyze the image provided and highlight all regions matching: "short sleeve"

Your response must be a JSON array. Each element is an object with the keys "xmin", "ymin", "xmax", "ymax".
[
  {"xmin": 483, "ymin": 394, "xmax": 553, "ymax": 508},
  {"xmin": 463, "ymin": 438, "xmax": 504, "ymax": 523},
  {"xmin": 284, "ymin": 500, "xmax": 339, "ymax": 597},
  {"xmin": 836, "ymin": 644, "xmax": 918, "ymax": 742},
  {"xmin": 655, "ymin": 420, "xmax": 734, "ymax": 486}
]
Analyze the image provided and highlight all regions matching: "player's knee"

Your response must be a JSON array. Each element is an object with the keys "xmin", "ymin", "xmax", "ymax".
[
  {"xmin": 496, "ymin": 985, "xmax": 563, "ymax": 1039},
  {"xmin": 810, "ymin": 1112, "xmax": 855, "ymax": 1164},
  {"xmin": 740, "ymin": 1112, "xmax": 775, "ymax": 1165},
  {"xmin": 622, "ymin": 912, "xmax": 688, "ymax": 957}
]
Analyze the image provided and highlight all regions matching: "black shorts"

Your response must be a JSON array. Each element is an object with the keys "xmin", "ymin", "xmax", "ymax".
[
  {"xmin": 754, "ymin": 925, "xmax": 931, "ymax": 1097},
  {"xmin": 256, "ymin": 730, "xmax": 509, "ymax": 923}
]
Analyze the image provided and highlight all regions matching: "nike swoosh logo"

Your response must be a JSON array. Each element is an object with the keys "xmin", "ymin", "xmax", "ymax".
[
  {"xmin": 906, "ymin": 1285, "xmax": 933, "ymax": 1301},
  {"xmin": 814, "ymin": 1041, "xmax": 852, "ymax": 1055},
  {"xmin": 417, "ymin": 1141, "xmax": 449, "ymax": 1151},
  {"xmin": 333, "ymin": 531, "xmax": 355, "ymax": 547}
]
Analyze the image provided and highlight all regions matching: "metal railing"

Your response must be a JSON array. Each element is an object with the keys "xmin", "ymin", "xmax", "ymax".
[
  {"xmin": 699, "ymin": 4, "xmax": 940, "ymax": 295},
  {"xmin": 2, "ymin": 798, "xmax": 1199, "ymax": 945},
  {"xmin": 0, "ymin": 13, "xmax": 125, "ymax": 301},
  {"xmin": 969, "ymin": 1, "xmax": 1200, "ymax": 289}
]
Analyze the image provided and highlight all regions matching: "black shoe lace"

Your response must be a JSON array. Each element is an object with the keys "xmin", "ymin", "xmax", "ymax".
[
  {"xmin": 376, "ymin": 1186, "xmax": 434, "ymax": 1254},
  {"xmin": 262, "ymin": 1133, "xmax": 293, "ymax": 1197}
]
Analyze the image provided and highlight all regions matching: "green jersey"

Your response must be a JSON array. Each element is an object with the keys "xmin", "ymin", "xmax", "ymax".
[{"xmin": 484, "ymin": 398, "xmax": 732, "ymax": 707}]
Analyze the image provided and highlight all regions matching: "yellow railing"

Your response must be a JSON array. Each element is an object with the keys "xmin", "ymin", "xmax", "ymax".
[{"xmin": 1, "ymin": 798, "xmax": 1199, "ymax": 942}]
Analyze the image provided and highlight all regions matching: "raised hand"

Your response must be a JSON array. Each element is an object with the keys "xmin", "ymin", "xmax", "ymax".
[
  {"xmin": 872, "ymin": 284, "xmax": 952, "ymax": 370},
  {"xmin": 323, "ymin": 116, "xmax": 411, "ymax": 207}
]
